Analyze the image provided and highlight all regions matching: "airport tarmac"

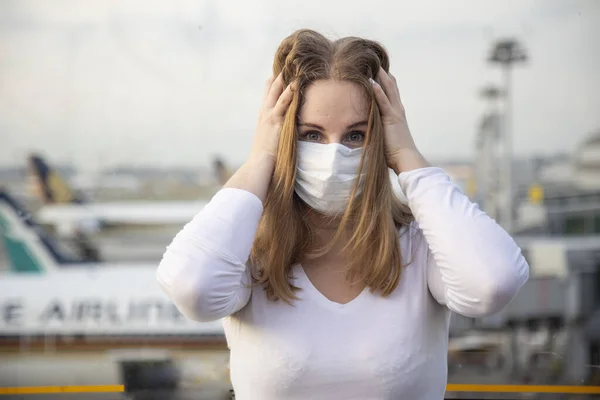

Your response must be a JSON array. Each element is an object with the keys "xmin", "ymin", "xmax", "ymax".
[
  {"xmin": 1, "ymin": 349, "xmax": 591, "ymax": 400},
  {"xmin": 0, "ymin": 350, "xmax": 231, "ymax": 385},
  {"xmin": 3, "ymin": 392, "xmax": 234, "ymax": 400},
  {"xmin": 0, "ymin": 388, "xmax": 232, "ymax": 400},
  {"xmin": 0, "ymin": 350, "xmax": 233, "ymax": 399}
]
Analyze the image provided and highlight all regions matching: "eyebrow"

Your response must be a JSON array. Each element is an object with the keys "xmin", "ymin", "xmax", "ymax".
[{"xmin": 297, "ymin": 120, "xmax": 368, "ymax": 130}]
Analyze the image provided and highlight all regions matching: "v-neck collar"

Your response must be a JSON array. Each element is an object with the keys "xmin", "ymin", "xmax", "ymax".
[{"xmin": 294, "ymin": 264, "xmax": 370, "ymax": 313}]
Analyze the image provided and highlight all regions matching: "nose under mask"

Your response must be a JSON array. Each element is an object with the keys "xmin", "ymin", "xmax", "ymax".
[
  {"xmin": 294, "ymin": 141, "xmax": 365, "ymax": 215},
  {"xmin": 294, "ymin": 141, "xmax": 409, "ymax": 215}
]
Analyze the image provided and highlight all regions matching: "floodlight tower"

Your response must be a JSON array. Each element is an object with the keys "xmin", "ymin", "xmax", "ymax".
[{"xmin": 487, "ymin": 39, "xmax": 528, "ymax": 233}]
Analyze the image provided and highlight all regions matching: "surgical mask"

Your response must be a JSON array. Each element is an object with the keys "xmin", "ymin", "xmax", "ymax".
[{"xmin": 294, "ymin": 141, "xmax": 365, "ymax": 215}]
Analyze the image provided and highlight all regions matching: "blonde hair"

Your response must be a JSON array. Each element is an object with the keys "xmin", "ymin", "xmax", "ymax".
[{"xmin": 250, "ymin": 29, "xmax": 414, "ymax": 303}]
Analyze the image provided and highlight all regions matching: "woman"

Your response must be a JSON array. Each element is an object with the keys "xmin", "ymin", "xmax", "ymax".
[{"xmin": 157, "ymin": 29, "xmax": 529, "ymax": 400}]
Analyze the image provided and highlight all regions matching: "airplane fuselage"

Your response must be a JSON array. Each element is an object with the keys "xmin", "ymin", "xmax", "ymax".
[{"xmin": 0, "ymin": 268, "xmax": 224, "ymax": 339}]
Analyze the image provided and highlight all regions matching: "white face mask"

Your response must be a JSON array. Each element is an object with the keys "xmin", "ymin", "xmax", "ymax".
[{"xmin": 294, "ymin": 141, "xmax": 365, "ymax": 215}]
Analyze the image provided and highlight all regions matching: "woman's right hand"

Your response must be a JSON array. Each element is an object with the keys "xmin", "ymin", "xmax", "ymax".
[
  {"xmin": 223, "ymin": 73, "xmax": 294, "ymax": 203},
  {"xmin": 249, "ymin": 73, "xmax": 295, "ymax": 163}
]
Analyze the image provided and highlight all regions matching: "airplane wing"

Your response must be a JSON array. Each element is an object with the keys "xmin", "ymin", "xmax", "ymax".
[{"xmin": 36, "ymin": 201, "xmax": 208, "ymax": 226}]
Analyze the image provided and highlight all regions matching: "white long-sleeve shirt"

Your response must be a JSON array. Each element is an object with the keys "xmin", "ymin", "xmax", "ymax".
[{"xmin": 156, "ymin": 167, "xmax": 529, "ymax": 400}]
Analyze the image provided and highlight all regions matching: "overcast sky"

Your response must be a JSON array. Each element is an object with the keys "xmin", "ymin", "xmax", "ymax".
[{"xmin": 0, "ymin": 0, "xmax": 598, "ymax": 172}]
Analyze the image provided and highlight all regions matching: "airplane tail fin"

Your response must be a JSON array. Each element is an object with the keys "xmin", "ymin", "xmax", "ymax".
[
  {"xmin": 0, "ymin": 188, "xmax": 85, "ymax": 273},
  {"xmin": 27, "ymin": 153, "xmax": 84, "ymax": 205}
]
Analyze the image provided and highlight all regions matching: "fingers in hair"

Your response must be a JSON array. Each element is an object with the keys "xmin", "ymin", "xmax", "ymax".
[
  {"xmin": 370, "ymin": 78, "xmax": 393, "ymax": 117},
  {"xmin": 377, "ymin": 68, "xmax": 401, "ymax": 107},
  {"xmin": 272, "ymin": 82, "xmax": 295, "ymax": 117},
  {"xmin": 265, "ymin": 73, "xmax": 285, "ymax": 109}
]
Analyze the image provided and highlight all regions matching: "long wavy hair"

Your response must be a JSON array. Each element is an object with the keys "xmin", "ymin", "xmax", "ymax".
[{"xmin": 250, "ymin": 29, "xmax": 414, "ymax": 303}]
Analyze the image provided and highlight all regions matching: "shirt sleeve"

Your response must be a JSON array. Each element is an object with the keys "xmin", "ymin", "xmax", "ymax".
[
  {"xmin": 156, "ymin": 188, "xmax": 263, "ymax": 322},
  {"xmin": 398, "ymin": 167, "xmax": 529, "ymax": 318}
]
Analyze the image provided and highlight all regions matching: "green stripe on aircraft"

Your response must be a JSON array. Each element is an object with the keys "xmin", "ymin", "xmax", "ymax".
[{"xmin": 0, "ymin": 214, "xmax": 44, "ymax": 273}]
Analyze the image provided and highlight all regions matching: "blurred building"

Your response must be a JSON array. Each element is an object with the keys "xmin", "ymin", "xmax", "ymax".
[{"xmin": 451, "ymin": 128, "xmax": 600, "ymax": 383}]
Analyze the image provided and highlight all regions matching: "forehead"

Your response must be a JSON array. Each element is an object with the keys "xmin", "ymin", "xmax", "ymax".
[{"xmin": 298, "ymin": 80, "xmax": 369, "ymax": 128}]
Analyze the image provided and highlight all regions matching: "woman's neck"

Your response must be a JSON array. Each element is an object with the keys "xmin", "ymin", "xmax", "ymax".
[{"xmin": 306, "ymin": 210, "xmax": 352, "ymax": 263}]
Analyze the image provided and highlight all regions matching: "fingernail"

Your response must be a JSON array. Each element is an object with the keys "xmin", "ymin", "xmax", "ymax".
[{"xmin": 369, "ymin": 78, "xmax": 376, "ymax": 86}]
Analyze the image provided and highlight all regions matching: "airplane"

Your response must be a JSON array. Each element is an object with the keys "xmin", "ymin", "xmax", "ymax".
[
  {"xmin": 26, "ymin": 153, "xmax": 218, "ymax": 236},
  {"xmin": 0, "ymin": 187, "xmax": 231, "ymax": 390},
  {"xmin": 0, "ymin": 187, "xmax": 226, "ymax": 345}
]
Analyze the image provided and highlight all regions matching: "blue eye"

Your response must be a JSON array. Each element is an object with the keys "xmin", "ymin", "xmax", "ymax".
[
  {"xmin": 303, "ymin": 131, "xmax": 321, "ymax": 141},
  {"xmin": 346, "ymin": 131, "xmax": 365, "ymax": 143}
]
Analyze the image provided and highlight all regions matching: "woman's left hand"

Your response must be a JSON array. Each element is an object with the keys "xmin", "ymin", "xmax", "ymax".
[{"xmin": 372, "ymin": 67, "xmax": 430, "ymax": 174}]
